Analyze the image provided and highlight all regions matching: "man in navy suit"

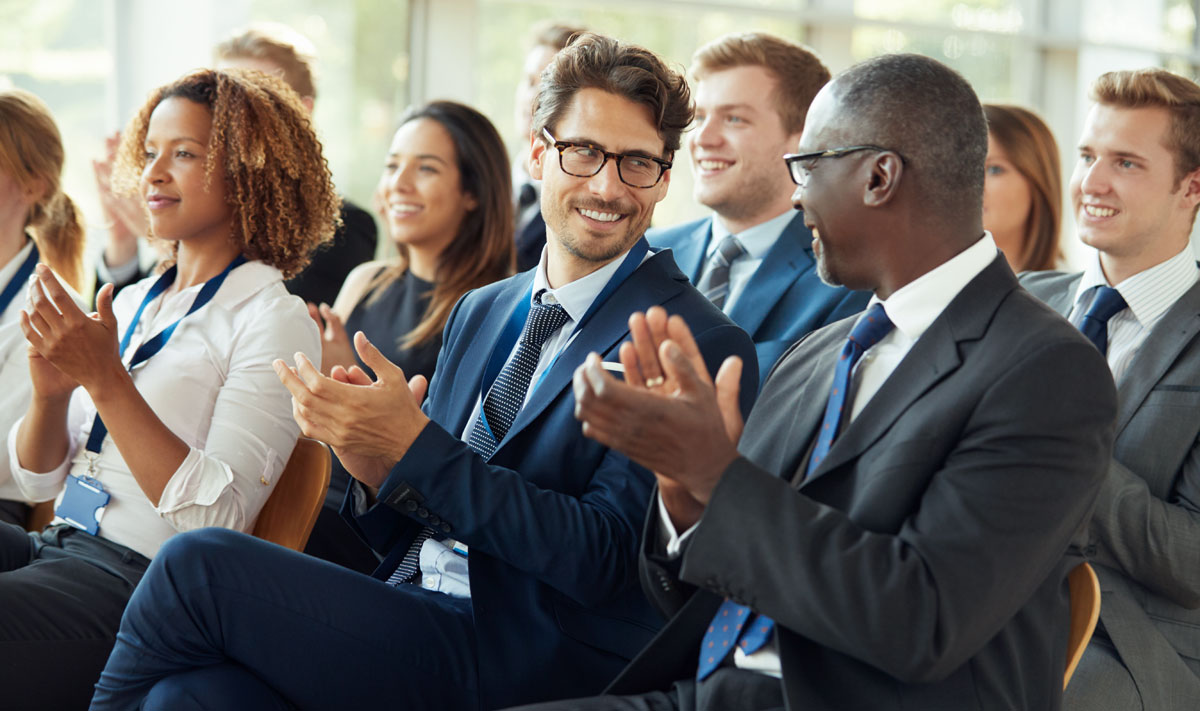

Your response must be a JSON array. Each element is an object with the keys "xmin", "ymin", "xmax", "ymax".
[
  {"xmin": 90, "ymin": 33, "xmax": 757, "ymax": 711},
  {"xmin": 650, "ymin": 32, "xmax": 869, "ymax": 382}
]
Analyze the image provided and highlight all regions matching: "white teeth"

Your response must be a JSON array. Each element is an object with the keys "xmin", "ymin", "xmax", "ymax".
[
  {"xmin": 1084, "ymin": 205, "xmax": 1117, "ymax": 218},
  {"xmin": 579, "ymin": 208, "xmax": 621, "ymax": 222},
  {"xmin": 699, "ymin": 160, "xmax": 731, "ymax": 171},
  {"xmin": 389, "ymin": 203, "xmax": 421, "ymax": 215}
]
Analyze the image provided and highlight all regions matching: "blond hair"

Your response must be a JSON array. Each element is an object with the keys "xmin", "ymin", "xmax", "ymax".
[
  {"xmin": 0, "ymin": 89, "xmax": 86, "ymax": 291},
  {"xmin": 1090, "ymin": 68, "xmax": 1200, "ymax": 185},
  {"xmin": 690, "ymin": 32, "xmax": 829, "ymax": 135},
  {"xmin": 214, "ymin": 22, "xmax": 318, "ymax": 100}
]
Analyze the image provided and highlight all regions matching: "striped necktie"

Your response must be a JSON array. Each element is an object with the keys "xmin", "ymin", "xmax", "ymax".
[{"xmin": 696, "ymin": 234, "xmax": 746, "ymax": 310}]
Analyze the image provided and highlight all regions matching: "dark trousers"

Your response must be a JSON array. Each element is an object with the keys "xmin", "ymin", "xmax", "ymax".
[
  {"xmin": 0, "ymin": 498, "xmax": 30, "ymax": 527},
  {"xmin": 504, "ymin": 668, "xmax": 785, "ymax": 711},
  {"xmin": 90, "ymin": 527, "xmax": 478, "ymax": 711},
  {"xmin": 0, "ymin": 522, "xmax": 149, "ymax": 710}
]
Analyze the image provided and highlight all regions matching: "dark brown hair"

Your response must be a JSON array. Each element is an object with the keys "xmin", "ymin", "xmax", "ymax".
[
  {"xmin": 0, "ymin": 89, "xmax": 86, "ymax": 291},
  {"xmin": 531, "ymin": 32, "xmax": 693, "ymax": 157},
  {"xmin": 691, "ymin": 32, "xmax": 829, "ymax": 135},
  {"xmin": 113, "ymin": 68, "xmax": 341, "ymax": 278},
  {"xmin": 368, "ymin": 101, "xmax": 514, "ymax": 347},
  {"xmin": 985, "ymin": 104, "xmax": 1062, "ymax": 271}
]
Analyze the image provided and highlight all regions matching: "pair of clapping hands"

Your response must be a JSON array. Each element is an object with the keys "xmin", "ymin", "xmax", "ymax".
[{"xmin": 275, "ymin": 306, "xmax": 744, "ymax": 529}]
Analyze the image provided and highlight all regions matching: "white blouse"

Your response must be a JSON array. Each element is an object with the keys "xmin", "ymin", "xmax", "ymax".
[{"xmin": 7, "ymin": 259, "xmax": 320, "ymax": 559}]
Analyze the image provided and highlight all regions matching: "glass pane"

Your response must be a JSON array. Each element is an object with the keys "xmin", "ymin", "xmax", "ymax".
[
  {"xmin": 856, "ymin": 0, "xmax": 1024, "ymax": 30},
  {"xmin": 851, "ymin": 26, "xmax": 1021, "ymax": 101}
]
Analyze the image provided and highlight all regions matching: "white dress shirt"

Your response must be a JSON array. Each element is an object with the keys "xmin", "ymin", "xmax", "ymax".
[
  {"xmin": 660, "ymin": 233, "xmax": 1000, "ymax": 677},
  {"xmin": 1068, "ymin": 245, "xmax": 1198, "ymax": 382},
  {"xmin": 0, "ymin": 241, "xmax": 85, "ymax": 505},
  {"xmin": 513, "ymin": 164, "xmax": 542, "ymax": 234},
  {"xmin": 702, "ymin": 210, "xmax": 795, "ymax": 313},
  {"xmin": 414, "ymin": 244, "xmax": 651, "ymax": 598},
  {"xmin": 7, "ymin": 260, "xmax": 320, "ymax": 560}
]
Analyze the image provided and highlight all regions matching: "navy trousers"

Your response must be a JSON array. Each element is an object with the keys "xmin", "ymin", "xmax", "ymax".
[{"xmin": 90, "ymin": 527, "xmax": 478, "ymax": 711}]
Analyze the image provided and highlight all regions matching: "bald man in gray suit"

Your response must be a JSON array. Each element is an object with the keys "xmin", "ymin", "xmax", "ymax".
[{"xmin": 1022, "ymin": 68, "xmax": 1200, "ymax": 711}]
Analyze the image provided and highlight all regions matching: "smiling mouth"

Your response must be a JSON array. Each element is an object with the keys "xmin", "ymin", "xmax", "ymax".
[
  {"xmin": 388, "ymin": 203, "xmax": 423, "ymax": 217},
  {"xmin": 578, "ymin": 208, "xmax": 624, "ymax": 223},
  {"xmin": 697, "ymin": 159, "xmax": 732, "ymax": 172},
  {"xmin": 1083, "ymin": 204, "xmax": 1118, "ymax": 218},
  {"xmin": 146, "ymin": 196, "xmax": 178, "ymax": 209}
]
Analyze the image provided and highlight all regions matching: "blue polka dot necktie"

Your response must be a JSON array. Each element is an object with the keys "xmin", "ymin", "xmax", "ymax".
[
  {"xmin": 695, "ymin": 302, "xmax": 894, "ymax": 681},
  {"xmin": 387, "ymin": 292, "xmax": 569, "ymax": 587},
  {"xmin": 696, "ymin": 234, "xmax": 746, "ymax": 310},
  {"xmin": 1078, "ymin": 286, "xmax": 1126, "ymax": 355}
]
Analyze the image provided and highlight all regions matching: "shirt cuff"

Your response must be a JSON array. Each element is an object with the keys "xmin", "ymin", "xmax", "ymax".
[
  {"xmin": 154, "ymin": 446, "xmax": 235, "ymax": 514},
  {"xmin": 657, "ymin": 490, "xmax": 699, "ymax": 558},
  {"xmin": 6, "ymin": 414, "xmax": 74, "ymax": 502}
]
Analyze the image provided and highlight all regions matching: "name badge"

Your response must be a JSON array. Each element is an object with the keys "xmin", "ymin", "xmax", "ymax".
[{"xmin": 57, "ymin": 474, "xmax": 110, "ymax": 535}]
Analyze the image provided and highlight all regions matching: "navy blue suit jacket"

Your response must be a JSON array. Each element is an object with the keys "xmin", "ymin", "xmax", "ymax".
[
  {"xmin": 343, "ymin": 249, "xmax": 758, "ymax": 709},
  {"xmin": 649, "ymin": 214, "xmax": 869, "ymax": 383}
]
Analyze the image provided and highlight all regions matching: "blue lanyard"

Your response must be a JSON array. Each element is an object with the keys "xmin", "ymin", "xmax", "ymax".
[
  {"xmin": 0, "ymin": 242, "xmax": 39, "ymax": 316},
  {"xmin": 85, "ymin": 254, "xmax": 248, "ymax": 454},
  {"xmin": 478, "ymin": 237, "xmax": 649, "ymax": 408}
]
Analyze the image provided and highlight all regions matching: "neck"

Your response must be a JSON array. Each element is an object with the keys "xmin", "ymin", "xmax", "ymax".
[
  {"xmin": 175, "ymin": 239, "xmax": 243, "ymax": 288},
  {"xmin": 406, "ymin": 245, "xmax": 440, "ymax": 282},
  {"xmin": 545, "ymin": 245, "xmax": 619, "ymax": 290},
  {"xmin": 873, "ymin": 221, "xmax": 983, "ymax": 300},
  {"xmin": 1099, "ymin": 239, "xmax": 1188, "ymax": 286},
  {"xmin": 0, "ymin": 223, "xmax": 29, "ymax": 272},
  {"xmin": 716, "ymin": 200, "xmax": 794, "ymax": 237}
]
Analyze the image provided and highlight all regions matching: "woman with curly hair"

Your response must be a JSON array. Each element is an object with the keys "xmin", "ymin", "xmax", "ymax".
[
  {"xmin": 0, "ymin": 68, "xmax": 338, "ymax": 707},
  {"xmin": 983, "ymin": 104, "xmax": 1064, "ymax": 272},
  {"xmin": 304, "ymin": 100, "xmax": 514, "ymax": 572},
  {"xmin": 0, "ymin": 89, "xmax": 88, "ymax": 526}
]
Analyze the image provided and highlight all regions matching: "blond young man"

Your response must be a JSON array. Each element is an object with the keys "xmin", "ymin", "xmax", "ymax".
[{"xmin": 1022, "ymin": 68, "xmax": 1200, "ymax": 710}]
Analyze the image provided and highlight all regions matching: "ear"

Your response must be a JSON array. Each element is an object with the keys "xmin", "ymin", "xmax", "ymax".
[
  {"xmin": 463, "ymin": 192, "xmax": 479, "ymax": 212},
  {"xmin": 1181, "ymin": 165, "xmax": 1200, "ymax": 210},
  {"xmin": 862, "ymin": 152, "xmax": 904, "ymax": 208},
  {"xmin": 23, "ymin": 177, "xmax": 46, "ymax": 205},
  {"xmin": 528, "ymin": 131, "xmax": 547, "ymax": 181},
  {"xmin": 300, "ymin": 96, "xmax": 316, "ymax": 115},
  {"xmin": 653, "ymin": 167, "xmax": 671, "ymax": 205}
]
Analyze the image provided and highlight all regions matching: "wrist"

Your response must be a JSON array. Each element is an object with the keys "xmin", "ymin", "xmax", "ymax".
[{"xmin": 85, "ymin": 363, "xmax": 133, "ymax": 406}]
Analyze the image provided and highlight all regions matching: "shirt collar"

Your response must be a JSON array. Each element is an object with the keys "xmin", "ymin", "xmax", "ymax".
[
  {"xmin": 868, "ymin": 232, "xmax": 998, "ymax": 343},
  {"xmin": 0, "ymin": 239, "xmax": 35, "ymax": 287},
  {"xmin": 531, "ymin": 245, "xmax": 632, "ymax": 324},
  {"xmin": 1073, "ymin": 245, "xmax": 1199, "ymax": 328},
  {"xmin": 708, "ymin": 209, "xmax": 796, "ymax": 261}
]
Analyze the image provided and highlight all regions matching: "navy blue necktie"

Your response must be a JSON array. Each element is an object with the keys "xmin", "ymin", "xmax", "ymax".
[
  {"xmin": 696, "ymin": 303, "xmax": 894, "ymax": 680},
  {"xmin": 1078, "ymin": 286, "xmax": 1127, "ymax": 355},
  {"xmin": 387, "ymin": 293, "xmax": 568, "ymax": 586}
]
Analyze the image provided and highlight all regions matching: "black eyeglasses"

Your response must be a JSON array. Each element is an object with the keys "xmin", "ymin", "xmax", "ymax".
[
  {"xmin": 783, "ymin": 145, "xmax": 905, "ymax": 187},
  {"xmin": 542, "ymin": 128, "xmax": 672, "ymax": 188}
]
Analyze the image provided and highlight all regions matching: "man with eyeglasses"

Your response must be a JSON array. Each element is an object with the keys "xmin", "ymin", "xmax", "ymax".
[
  {"xmin": 90, "ymin": 33, "xmax": 757, "ymax": 710},
  {"xmin": 649, "ymin": 32, "xmax": 869, "ymax": 385},
  {"xmin": 510, "ymin": 53, "xmax": 1117, "ymax": 711}
]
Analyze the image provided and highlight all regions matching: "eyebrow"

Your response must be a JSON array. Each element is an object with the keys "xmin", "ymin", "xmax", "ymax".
[
  {"xmin": 146, "ymin": 136, "xmax": 206, "ymax": 147},
  {"xmin": 556, "ymin": 135, "xmax": 660, "ymax": 158},
  {"xmin": 703, "ymin": 103, "xmax": 757, "ymax": 114},
  {"xmin": 1077, "ymin": 144, "xmax": 1149, "ymax": 162},
  {"xmin": 388, "ymin": 152, "xmax": 450, "ymax": 165}
]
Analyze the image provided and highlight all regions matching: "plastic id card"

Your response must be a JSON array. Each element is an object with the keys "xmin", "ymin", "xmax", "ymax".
[{"xmin": 57, "ymin": 474, "xmax": 110, "ymax": 535}]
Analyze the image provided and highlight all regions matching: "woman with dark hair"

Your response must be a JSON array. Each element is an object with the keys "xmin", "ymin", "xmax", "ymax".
[
  {"xmin": 983, "ymin": 104, "xmax": 1064, "ymax": 272},
  {"xmin": 304, "ymin": 100, "xmax": 515, "ymax": 571},
  {"xmin": 0, "ymin": 68, "xmax": 339, "ymax": 707},
  {"xmin": 0, "ymin": 89, "xmax": 88, "ymax": 526}
]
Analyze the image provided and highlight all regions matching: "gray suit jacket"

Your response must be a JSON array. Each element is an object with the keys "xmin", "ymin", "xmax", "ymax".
[
  {"xmin": 610, "ymin": 255, "xmax": 1118, "ymax": 710},
  {"xmin": 1023, "ymin": 270, "xmax": 1200, "ymax": 710}
]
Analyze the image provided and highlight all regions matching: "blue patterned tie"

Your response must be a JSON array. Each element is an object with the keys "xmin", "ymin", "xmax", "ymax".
[
  {"xmin": 1078, "ymin": 286, "xmax": 1126, "ymax": 355},
  {"xmin": 387, "ymin": 292, "xmax": 569, "ymax": 586},
  {"xmin": 696, "ymin": 302, "xmax": 894, "ymax": 680},
  {"xmin": 696, "ymin": 234, "xmax": 746, "ymax": 310}
]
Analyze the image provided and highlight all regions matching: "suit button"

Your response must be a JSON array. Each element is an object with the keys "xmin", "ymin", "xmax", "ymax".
[
  {"xmin": 417, "ymin": 507, "xmax": 429, "ymax": 518},
  {"xmin": 440, "ymin": 523, "xmax": 452, "ymax": 533},
  {"xmin": 1085, "ymin": 545, "xmax": 1097, "ymax": 557},
  {"xmin": 404, "ymin": 500, "xmax": 417, "ymax": 512},
  {"xmin": 429, "ymin": 515, "xmax": 441, "ymax": 526}
]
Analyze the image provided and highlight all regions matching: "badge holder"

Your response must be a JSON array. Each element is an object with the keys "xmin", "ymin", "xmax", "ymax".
[{"xmin": 57, "ymin": 459, "xmax": 110, "ymax": 535}]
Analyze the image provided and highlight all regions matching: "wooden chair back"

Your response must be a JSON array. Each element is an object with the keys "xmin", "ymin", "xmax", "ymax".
[
  {"xmin": 1064, "ymin": 561, "xmax": 1101, "ymax": 689},
  {"xmin": 251, "ymin": 437, "xmax": 331, "ymax": 551}
]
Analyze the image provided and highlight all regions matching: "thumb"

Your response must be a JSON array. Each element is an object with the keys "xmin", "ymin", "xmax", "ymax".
[
  {"xmin": 321, "ymin": 304, "xmax": 347, "ymax": 340},
  {"xmin": 96, "ymin": 283, "xmax": 117, "ymax": 330},
  {"xmin": 713, "ymin": 356, "xmax": 745, "ymax": 444},
  {"xmin": 353, "ymin": 331, "xmax": 405, "ymax": 382},
  {"xmin": 409, "ymin": 374, "xmax": 429, "ymax": 405}
]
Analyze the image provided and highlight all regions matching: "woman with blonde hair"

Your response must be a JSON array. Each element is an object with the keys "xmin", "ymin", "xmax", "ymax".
[
  {"xmin": 0, "ymin": 68, "xmax": 338, "ymax": 707},
  {"xmin": 0, "ymin": 89, "xmax": 87, "ymax": 526},
  {"xmin": 983, "ymin": 104, "xmax": 1064, "ymax": 272}
]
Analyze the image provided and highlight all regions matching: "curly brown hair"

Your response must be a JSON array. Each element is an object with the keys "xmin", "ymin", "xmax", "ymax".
[{"xmin": 112, "ymin": 68, "xmax": 341, "ymax": 278}]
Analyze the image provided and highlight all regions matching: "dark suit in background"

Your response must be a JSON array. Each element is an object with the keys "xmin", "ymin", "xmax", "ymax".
[
  {"xmin": 592, "ymin": 256, "xmax": 1117, "ymax": 710},
  {"xmin": 1023, "ymin": 270, "xmax": 1200, "ymax": 710},
  {"xmin": 649, "ymin": 213, "xmax": 869, "ymax": 383},
  {"xmin": 285, "ymin": 198, "xmax": 378, "ymax": 306}
]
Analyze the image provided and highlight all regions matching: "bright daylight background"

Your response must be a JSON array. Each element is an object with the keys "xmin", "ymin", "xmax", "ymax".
[{"xmin": 3, "ymin": 0, "xmax": 1200, "ymax": 273}]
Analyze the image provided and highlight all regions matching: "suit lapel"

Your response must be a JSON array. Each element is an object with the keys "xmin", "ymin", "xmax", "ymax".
[
  {"xmin": 727, "ymin": 214, "xmax": 814, "ymax": 337},
  {"xmin": 1113, "ymin": 279, "xmax": 1200, "ymax": 434},
  {"xmin": 803, "ymin": 256, "xmax": 1015, "ymax": 486},
  {"xmin": 496, "ymin": 252, "xmax": 688, "ymax": 451},
  {"xmin": 1042, "ymin": 273, "xmax": 1080, "ymax": 317},
  {"xmin": 441, "ymin": 274, "xmax": 534, "ymax": 438},
  {"xmin": 670, "ymin": 219, "xmax": 712, "ymax": 282}
]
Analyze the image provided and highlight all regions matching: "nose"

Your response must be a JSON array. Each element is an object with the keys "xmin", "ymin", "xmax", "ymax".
[
  {"xmin": 587, "ymin": 157, "xmax": 625, "ymax": 202},
  {"xmin": 143, "ymin": 153, "xmax": 167, "ymax": 185},
  {"xmin": 1077, "ymin": 159, "xmax": 1109, "ymax": 197},
  {"xmin": 791, "ymin": 184, "xmax": 805, "ymax": 211},
  {"xmin": 385, "ymin": 163, "xmax": 415, "ymax": 194},
  {"xmin": 692, "ymin": 115, "xmax": 722, "ymax": 148}
]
